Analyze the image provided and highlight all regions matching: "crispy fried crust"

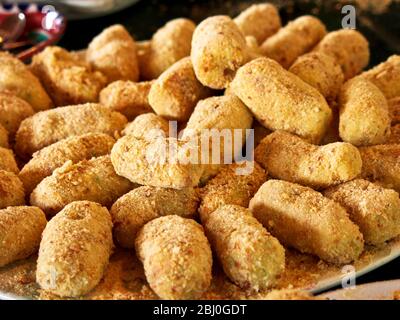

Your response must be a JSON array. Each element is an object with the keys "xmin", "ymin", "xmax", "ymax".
[
  {"xmin": 15, "ymin": 103, "xmax": 127, "ymax": 158},
  {"xmin": 199, "ymin": 161, "xmax": 266, "ymax": 220},
  {"xmin": 111, "ymin": 135, "xmax": 204, "ymax": 189},
  {"xmin": 19, "ymin": 133, "xmax": 115, "ymax": 195},
  {"xmin": 99, "ymin": 80, "xmax": 154, "ymax": 120},
  {"xmin": 135, "ymin": 215, "xmax": 212, "ymax": 300},
  {"xmin": 231, "ymin": 57, "xmax": 332, "ymax": 144},
  {"xmin": 141, "ymin": 18, "xmax": 196, "ymax": 80},
  {"xmin": 0, "ymin": 124, "xmax": 8, "ymax": 148},
  {"xmin": 249, "ymin": 180, "xmax": 364, "ymax": 264},
  {"xmin": 0, "ymin": 170, "xmax": 25, "ymax": 209},
  {"xmin": 0, "ymin": 93, "xmax": 34, "ymax": 137},
  {"xmin": 0, "ymin": 52, "xmax": 52, "ymax": 111},
  {"xmin": 387, "ymin": 124, "xmax": 400, "ymax": 144},
  {"xmin": 87, "ymin": 25, "xmax": 139, "ymax": 83},
  {"xmin": 289, "ymin": 52, "xmax": 344, "ymax": 101},
  {"xmin": 149, "ymin": 57, "xmax": 212, "ymax": 121},
  {"xmin": 30, "ymin": 155, "xmax": 133, "ymax": 217},
  {"xmin": 324, "ymin": 179, "xmax": 400, "ymax": 245},
  {"xmin": 0, "ymin": 147, "xmax": 19, "ymax": 174},
  {"xmin": 122, "ymin": 113, "xmax": 170, "ymax": 138},
  {"xmin": 254, "ymin": 131, "xmax": 362, "ymax": 189},
  {"xmin": 314, "ymin": 29, "xmax": 370, "ymax": 80},
  {"xmin": 191, "ymin": 15, "xmax": 248, "ymax": 89},
  {"xmin": 360, "ymin": 55, "xmax": 400, "ymax": 99},
  {"xmin": 260, "ymin": 16, "xmax": 327, "ymax": 69},
  {"xmin": 359, "ymin": 144, "xmax": 400, "ymax": 192},
  {"xmin": 30, "ymin": 46, "xmax": 107, "ymax": 106},
  {"xmin": 203, "ymin": 205, "xmax": 285, "ymax": 291},
  {"xmin": 111, "ymin": 186, "xmax": 199, "ymax": 248},
  {"xmin": 0, "ymin": 206, "xmax": 46, "ymax": 267},
  {"xmin": 339, "ymin": 77, "xmax": 391, "ymax": 146},
  {"xmin": 389, "ymin": 97, "xmax": 400, "ymax": 125},
  {"xmin": 36, "ymin": 201, "xmax": 113, "ymax": 297},
  {"xmin": 234, "ymin": 3, "xmax": 281, "ymax": 44}
]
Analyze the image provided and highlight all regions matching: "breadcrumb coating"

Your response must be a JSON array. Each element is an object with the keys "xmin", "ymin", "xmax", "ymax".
[
  {"xmin": 234, "ymin": 3, "xmax": 281, "ymax": 44},
  {"xmin": 36, "ymin": 201, "xmax": 113, "ymax": 297},
  {"xmin": 15, "ymin": 103, "xmax": 127, "ymax": 158},
  {"xmin": 111, "ymin": 186, "xmax": 199, "ymax": 248},
  {"xmin": 0, "ymin": 93, "xmax": 34, "ymax": 137},
  {"xmin": 19, "ymin": 133, "xmax": 115, "ymax": 195},
  {"xmin": 31, "ymin": 46, "xmax": 107, "ymax": 106},
  {"xmin": 191, "ymin": 15, "xmax": 248, "ymax": 89},
  {"xmin": 149, "ymin": 57, "xmax": 212, "ymax": 121},
  {"xmin": 360, "ymin": 55, "xmax": 400, "ymax": 99},
  {"xmin": 87, "ymin": 24, "xmax": 139, "ymax": 83},
  {"xmin": 135, "ymin": 215, "xmax": 212, "ymax": 300},
  {"xmin": 0, "ymin": 124, "xmax": 8, "ymax": 148},
  {"xmin": 254, "ymin": 131, "xmax": 362, "ymax": 189},
  {"xmin": 289, "ymin": 52, "xmax": 344, "ymax": 101},
  {"xmin": 339, "ymin": 77, "xmax": 391, "ymax": 146},
  {"xmin": 231, "ymin": 57, "xmax": 332, "ymax": 144},
  {"xmin": 324, "ymin": 179, "xmax": 400, "ymax": 245},
  {"xmin": 359, "ymin": 144, "xmax": 400, "ymax": 192},
  {"xmin": 249, "ymin": 180, "xmax": 364, "ymax": 264},
  {"xmin": 122, "ymin": 113, "xmax": 170, "ymax": 139},
  {"xmin": 0, "ymin": 206, "xmax": 46, "ymax": 267},
  {"xmin": 0, "ymin": 147, "xmax": 19, "ymax": 174},
  {"xmin": 203, "ymin": 204, "xmax": 285, "ymax": 291},
  {"xmin": 199, "ymin": 161, "xmax": 266, "ymax": 220},
  {"xmin": 0, "ymin": 170, "xmax": 25, "ymax": 209},
  {"xmin": 141, "ymin": 18, "xmax": 196, "ymax": 80},
  {"xmin": 0, "ymin": 52, "xmax": 52, "ymax": 111},
  {"xmin": 389, "ymin": 97, "xmax": 400, "ymax": 125},
  {"xmin": 314, "ymin": 29, "xmax": 370, "ymax": 80},
  {"xmin": 30, "ymin": 155, "xmax": 133, "ymax": 217},
  {"xmin": 111, "ymin": 135, "xmax": 204, "ymax": 189},
  {"xmin": 260, "ymin": 16, "xmax": 327, "ymax": 69},
  {"xmin": 99, "ymin": 80, "xmax": 154, "ymax": 120}
]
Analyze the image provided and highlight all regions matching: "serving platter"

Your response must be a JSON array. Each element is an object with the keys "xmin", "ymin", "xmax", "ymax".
[{"xmin": 1, "ymin": 237, "xmax": 399, "ymax": 300}]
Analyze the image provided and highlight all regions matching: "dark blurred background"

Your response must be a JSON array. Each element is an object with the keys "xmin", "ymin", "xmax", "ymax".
[{"xmin": 59, "ymin": 0, "xmax": 400, "ymax": 66}]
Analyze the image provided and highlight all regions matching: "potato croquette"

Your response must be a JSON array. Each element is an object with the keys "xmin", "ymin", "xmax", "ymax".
[
  {"xmin": 231, "ymin": 57, "xmax": 332, "ymax": 144},
  {"xmin": 36, "ymin": 201, "xmax": 113, "ymax": 297},
  {"xmin": 0, "ymin": 206, "xmax": 46, "ymax": 267},
  {"xmin": 111, "ymin": 186, "xmax": 199, "ymax": 248},
  {"xmin": 0, "ymin": 147, "xmax": 19, "ymax": 174},
  {"xmin": 389, "ymin": 97, "xmax": 400, "ymax": 125},
  {"xmin": 19, "ymin": 133, "xmax": 115, "ymax": 195},
  {"xmin": 0, "ymin": 93, "xmax": 34, "ymax": 137},
  {"xmin": 203, "ymin": 205, "xmax": 285, "ymax": 291},
  {"xmin": 255, "ymin": 131, "xmax": 362, "ymax": 189},
  {"xmin": 15, "ymin": 103, "xmax": 127, "ymax": 158},
  {"xmin": 191, "ymin": 15, "xmax": 248, "ymax": 89},
  {"xmin": 234, "ymin": 3, "xmax": 281, "ymax": 44},
  {"xmin": 0, "ymin": 124, "xmax": 8, "ymax": 148},
  {"xmin": 135, "ymin": 215, "xmax": 212, "ymax": 300},
  {"xmin": 314, "ymin": 29, "xmax": 370, "ymax": 79},
  {"xmin": 289, "ymin": 52, "xmax": 344, "ymax": 101},
  {"xmin": 0, "ymin": 170, "xmax": 25, "ymax": 209},
  {"xmin": 260, "ymin": 16, "xmax": 327, "ymax": 69},
  {"xmin": 253, "ymin": 120, "xmax": 272, "ymax": 147},
  {"xmin": 199, "ymin": 161, "xmax": 266, "ymax": 220},
  {"xmin": 31, "ymin": 46, "xmax": 107, "ymax": 106},
  {"xmin": 182, "ymin": 95, "xmax": 253, "ymax": 180},
  {"xmin": 122, "ymin": 113, "xmax": 170, "ymax": 139},
  {"xmin": 249, "ymin": 180, "xmax": 364, "ymax": 264},
  {"xmin": 0, "ymin": 52, "xmax": 52, "ymax": 111},
  {"xmin": 359, "ymin": 144, "xmax": 400, "ymax": 192},
  {"xmin": 141, "ymin": 18, "xmax": 196, "ymax": 80},
  {"xmin": 30, "ymin": 155, "xmax": 133, "ymax": 217},
  {"xmin": 87, "ymin": 25, "xmax": 139, "ymax": 83},
  {"xmin": 324, "ymin": 179, "xmax": 400, "ymax": 245},
  {"xmin": 339, "ymin": 77, "xmax": 391, "ymax": 146},
  {"xmin": 245, "ymin": 36, "xmax": 263, "ymax": 60},
  {"xmin": 111, "ymin": 135, "xmax": 204, "ymax": 189},
  {"xmin": 387, "ymin": 124, "xmax": 400, "ymax": 144},
  {"xmin": 99, "ymin": 80, "xmax": 154, "ymax": 120},
  {"xmin": 360, "ymin": 55, "xmax": 400, "ymax": 99},
  {"xmin": 149, "ymin": 57, "xmax": 211, "ymax": 121}
]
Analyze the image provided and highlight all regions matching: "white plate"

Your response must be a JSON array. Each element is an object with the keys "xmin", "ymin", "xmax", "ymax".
[{"xmin": 319, "ymin": 279, "xmax": 400, "ymax": 300}]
